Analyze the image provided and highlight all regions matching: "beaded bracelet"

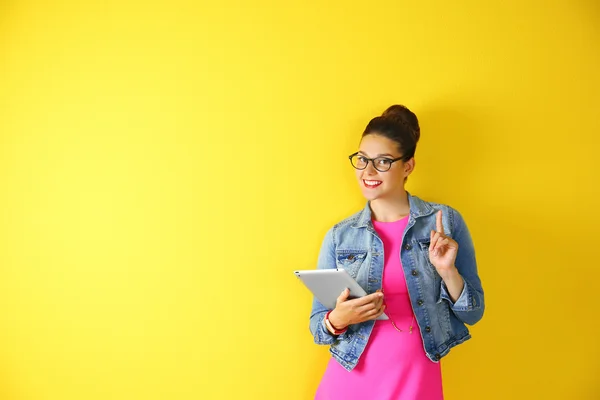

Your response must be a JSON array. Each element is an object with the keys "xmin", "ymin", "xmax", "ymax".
[{"xmin": 325, "ymin": 310, "xmax": 348, "ymax": 335}]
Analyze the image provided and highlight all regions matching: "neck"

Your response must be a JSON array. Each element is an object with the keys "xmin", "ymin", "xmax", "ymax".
[{"xmin": 369, "ymin": 190, "xmax": 410, "ymax": 222}]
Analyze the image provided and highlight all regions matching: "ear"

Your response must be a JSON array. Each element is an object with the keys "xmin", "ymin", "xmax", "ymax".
[{"xmin": 404, "ymin": 157, "xmax": 415, "ymax": 177}]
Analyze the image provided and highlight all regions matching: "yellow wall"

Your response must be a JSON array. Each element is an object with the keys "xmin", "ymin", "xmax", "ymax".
[{"xmin": 1, "ymin": 1, "xmax": 598, "ymax": 399}]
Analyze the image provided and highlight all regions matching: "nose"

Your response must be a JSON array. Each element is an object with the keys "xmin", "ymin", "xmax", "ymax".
[{"xmin": 364, "ymin": 161, "xmax": 378, "ymax": 175}]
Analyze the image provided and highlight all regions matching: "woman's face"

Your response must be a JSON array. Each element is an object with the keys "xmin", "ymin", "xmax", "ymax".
[{"xmin": 354, "ymin": 134, "xmax": 414, "ymax": 201}]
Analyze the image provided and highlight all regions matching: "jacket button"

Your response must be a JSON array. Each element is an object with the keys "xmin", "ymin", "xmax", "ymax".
[
  {"xmin": 411, "ymin": 270, "xmax": 418, "ymax": 276},
  {"xmin": 404, "ymin": 243, "xmax": 412, "ymax": 250},
  {"xmin": 417, "ymin": 299, "xmax": 424, "ymax": 306},
  {"xmin": 435, "ymin": 353, "xmax": 441, "ymax": 360},
  {"xmin": 425, "ymin": 326, "xmax": 431, "ymax": 333}
]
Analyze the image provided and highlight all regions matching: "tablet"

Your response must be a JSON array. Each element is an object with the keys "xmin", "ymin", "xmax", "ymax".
[{"xmin": 294, "ymin": 268, "xmax": 388, "ymax": 320}]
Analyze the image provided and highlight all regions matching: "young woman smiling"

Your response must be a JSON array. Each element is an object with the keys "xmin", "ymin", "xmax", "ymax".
[{"xmin": 309, "ymin": 105, "xmax": 485, "ymax": 400}]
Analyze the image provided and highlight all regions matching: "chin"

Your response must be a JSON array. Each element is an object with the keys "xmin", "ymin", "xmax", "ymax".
[{"xmin": 360, "ymin": 188, "xmax": 384, "ymax": 201}]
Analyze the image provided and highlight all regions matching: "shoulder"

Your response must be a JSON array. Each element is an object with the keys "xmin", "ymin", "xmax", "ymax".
[
  {"xmin": 320, "ymin": 208, "xmax": 366, "ymax": 246},
  {"xmin": 332, "ymin": 209, "xmax": 364, "ymax": 229},
  {"xmin": 410, "ymin": 193, "xmax": 458, "ymax": 214},
  {"xmin": 409, "ymin": 193, "xmax": 466, "ymax": 233}
]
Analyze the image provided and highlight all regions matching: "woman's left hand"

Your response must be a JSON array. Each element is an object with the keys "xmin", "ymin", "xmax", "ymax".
[{"xmin": 429, "ymin": 210, "xmax": 459, "ymax": 277}]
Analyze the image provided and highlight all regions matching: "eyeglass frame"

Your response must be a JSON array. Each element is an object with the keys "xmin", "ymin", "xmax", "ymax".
[{"xmin": 348, "ymin": 152, "xmax": 405, "ymax": 172}]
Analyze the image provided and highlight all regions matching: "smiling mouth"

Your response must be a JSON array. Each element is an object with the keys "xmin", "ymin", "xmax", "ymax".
[{"xmin": 363, "ymin": 179, "xmax": 382, "ymax": 188}]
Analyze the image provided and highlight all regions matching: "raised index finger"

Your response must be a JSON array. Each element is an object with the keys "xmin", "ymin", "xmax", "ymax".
[{"xmin": 436, "ymin": 210, "xmax": 444, "ymax": 234}]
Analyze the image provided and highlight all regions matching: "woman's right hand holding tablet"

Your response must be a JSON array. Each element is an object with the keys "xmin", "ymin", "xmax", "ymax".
[{"xmin": 328, "ymin": 289, "xmax": 386, "ymax": 330}]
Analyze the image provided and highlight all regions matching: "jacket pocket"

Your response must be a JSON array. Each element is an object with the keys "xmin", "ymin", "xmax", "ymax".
[
  {"xmin": 415, "ymin": 239, "xmax": 452, "ymax": 334},
  {"xmin": 335, "ymin": 250, "xmax": 367, "ymax": 278},
  {"xmin": 416, "ymin": 240, "xmax": 437, "ymax": 275},
  {"xmin": 415, "ymin": 239, "xmax": 443, "ymax": 298}
]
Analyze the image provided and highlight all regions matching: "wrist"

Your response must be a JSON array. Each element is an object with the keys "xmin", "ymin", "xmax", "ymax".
[
  {"xmin": 328, "ymin": 310, "xmax": 347, "ymax": 330},
  {"xmin": 325, "ymin": 310, "xmax": 348, "ymax": 335},
  {"xmin": 439, "ymin": 266, "xmax": 460, "ymax": 281}
]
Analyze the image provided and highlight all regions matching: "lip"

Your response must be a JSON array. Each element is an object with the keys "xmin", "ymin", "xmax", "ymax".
[{"xmin": 363, "ymin": 179, "xmax": 382, "ymax": 189}]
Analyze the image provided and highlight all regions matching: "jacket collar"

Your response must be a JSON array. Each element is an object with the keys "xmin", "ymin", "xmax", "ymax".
[{"xmin": 352, "ymin": 192, "xmax": 436, "ymax": 228}]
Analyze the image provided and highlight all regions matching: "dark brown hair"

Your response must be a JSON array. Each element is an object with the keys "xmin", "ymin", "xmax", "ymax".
[{"xmin": 362, "ymin": 104, "xmax": 420, "ymax": 160}]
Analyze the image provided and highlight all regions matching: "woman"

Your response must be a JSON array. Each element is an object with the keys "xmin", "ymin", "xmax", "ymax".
[{"xmin": 310, "ymin": 105, "xmax": 485, "ymax": 399}]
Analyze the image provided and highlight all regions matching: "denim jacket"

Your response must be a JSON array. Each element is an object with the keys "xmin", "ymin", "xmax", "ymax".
[{"xmin": 309, "ymin": 193, "xmax": 485, "ymax": 371}]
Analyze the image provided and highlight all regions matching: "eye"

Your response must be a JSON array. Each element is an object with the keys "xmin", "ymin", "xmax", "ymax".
[
  {"xmin": 376, "ymin": 158, "xmax": 392, "ymax": 166},
  {"xmin": 358, "ymin": 156, "xmax": 369, "ymax": 163}
]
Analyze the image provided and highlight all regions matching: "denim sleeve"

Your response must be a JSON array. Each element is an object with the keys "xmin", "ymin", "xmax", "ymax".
[
  {"xmin": 438, "ymin": 209, "xmax": 485, "ymax": 325},
  {"xmin": 308, "ymin": 227, "xmax": 349, "ymax": 344}
]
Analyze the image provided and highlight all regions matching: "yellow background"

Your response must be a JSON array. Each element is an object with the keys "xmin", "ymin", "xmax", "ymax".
[{"xmin": 1, "ymin": 1, "xmax": 599, "ymax": 399}]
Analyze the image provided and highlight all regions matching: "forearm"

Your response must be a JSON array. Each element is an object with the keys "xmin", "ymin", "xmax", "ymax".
[
  {"xmin": 439, "ymin": 266, "xmax": 464, "ymax": 303},
  {"xmin": 327, "ymin": 309, "xmax": 349, "ymax": 331},
  {"xmin": 310, "ymin": 309, "xmax": 348, "ymax": 344},
  {"xmin": 439, "ymin": 269, "xmax": 485, "ymax": 325},
  {"xmin": 310, "ymin": 310, "xmax": 336, "ymax": 344},
  {"xmin": 444, "ymin": 208, "xmax": 485, "ymax": 325}
]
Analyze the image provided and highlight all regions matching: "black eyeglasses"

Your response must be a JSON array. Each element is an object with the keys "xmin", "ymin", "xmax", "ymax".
[{"xmin": 348, "ymin": 152, "xmax": 404, "ymax": 172}]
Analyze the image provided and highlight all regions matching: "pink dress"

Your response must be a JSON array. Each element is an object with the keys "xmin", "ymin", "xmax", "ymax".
[{"xmin": 315, "ymin": 216, "xmax": 444, "ymax": 400}]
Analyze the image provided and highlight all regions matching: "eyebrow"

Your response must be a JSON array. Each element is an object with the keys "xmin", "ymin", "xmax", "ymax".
[{"xmin": 358, "ymin": 151, "xmax": 396, "ymax": 158}]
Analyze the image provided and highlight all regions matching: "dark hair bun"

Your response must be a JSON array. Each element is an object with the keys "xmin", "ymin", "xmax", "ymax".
[
  {"xmin": 381, "ymin": 104, "xmax": 420, "ymax": 143},
  {"xmin": 362, "ymin": 104, "xmax": 420, "ymax": 162}
]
